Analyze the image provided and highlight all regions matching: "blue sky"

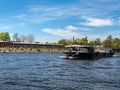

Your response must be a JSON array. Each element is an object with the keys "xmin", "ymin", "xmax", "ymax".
[{"xmin": 0, "ymin": 0, "xmax": 120, "ymax": 43}]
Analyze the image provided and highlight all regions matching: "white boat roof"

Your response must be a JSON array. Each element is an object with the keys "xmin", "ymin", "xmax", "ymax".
[{"xmin": 65, "ymin": 45, "xmax": 92, "ymax": 48}]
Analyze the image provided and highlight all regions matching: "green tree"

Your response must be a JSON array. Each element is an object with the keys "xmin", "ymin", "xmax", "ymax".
[
  {"xmin": 112, "ymin": 38, "xmax": 120, "ymax": 48},
  {"xmin": 95, "ymin": 38, "xmax": 101, "ymax": 46},
  {"xmin": 102, "ymin": 35, "xmax": 113, "ymax": 48},
  {"xmin": 0, "ymin": 32, "xmax": 10, "ymax": 41},
  {"xmin": 66, "ymin": 40, "xmax": 73, "ymax": 45},
  {"xmin": 58, "ymin": 39, "xmax": 69, "ymax": 46},
  {"xmin": 0, "ymin": 32, "xmax": 3, "ymax": 41},
  {"xmin": 79, "ymin": 36, "xmax": 88, "ymax": 45},
  {"xmin": 88, "ymin": 40, "xmax": 96, "ymax": 46},
  {"xmin": 4, "ymin": 32, "xmax": 10, "ymax": 41},
  {"xmin": 58, "ymin": 39, "xmax": 66, "ymax": 46},
  {"xmin": 72, "ymin": 38, "xmax": 79, "ymax": 44}
]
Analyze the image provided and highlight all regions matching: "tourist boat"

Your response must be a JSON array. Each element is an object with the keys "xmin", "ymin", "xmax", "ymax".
[{"xmin": 61, "ymin": 45, "xmax": 114, "ymax": 59}]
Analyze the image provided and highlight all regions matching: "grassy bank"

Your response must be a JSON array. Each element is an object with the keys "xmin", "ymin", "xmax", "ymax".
[{"xmin": 0, "ymin": 47, "xmax": 64, "ymax": 53}]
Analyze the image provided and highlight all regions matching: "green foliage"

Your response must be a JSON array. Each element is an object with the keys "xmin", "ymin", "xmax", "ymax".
[
  {"xmin": 57, "ymin": 35, "xmax": 120, "ymax": 48},
  {"xmin": 78, "ymin": 36, "xmax": 88, "ymax": 45},
  {"xmin": 58, "ymin": 39, "xmax": 73, "ymax": 46},
  {"xmin": 58, "ymin": 39, "xmax": 66, "ymax": 46},
  {"xmin": 88, "ymin": 40, "xmax": 96, "ymax": 46},
  {"xmin": 88, "ymin": 38, "xmax": 101, "ymax": 46},
  {"xmin": 102, "ymin": 35, "xmax": 113, "ymax": 48},
  {"xmin": 95, "ymin": 38, "xmax": 101, "ymax": 46},
  {"xmin": 73, "ymin": 38, "xmax": 79, "ymax": 44},
  {"xmin": 0, "ymin": 32, "xmax": 10, "ymax": 41},
  {"xmin": 112, "ymin": 38, "xmax": 120, "ymax": 48}
]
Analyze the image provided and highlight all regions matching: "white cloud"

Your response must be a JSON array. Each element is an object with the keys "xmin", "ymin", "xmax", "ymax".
[
  {"xmin": 42, "ymin": 25, "xmax": 80, "ymax": 38},
  {"xmin": 11, "ymin": 0, "xmax": 120, "ymax": 24},
  {"xmin": 27, "ymin": 5, "xmax": 90, "ymax": 23},
  {"xmin": 42, "ymin": 26, "xmax": 112, "ymax": 41},
  {"xmin": 65, "ymin": 25, "xmax": 92, "ymax": 31},
  {"xmin": 42, "ymin": 25, "xmax": 94, "ymax": 39},
  {"xmin": 83, "ymin": 18, "xmax": 113, "ymax": 27},
  {"xmin": 65, "ymin": 25, "xmax": 77, "ymax": 31},
  {"xmin": 78, "ymin": 28, "xmax": 92, "ymax": 31}
]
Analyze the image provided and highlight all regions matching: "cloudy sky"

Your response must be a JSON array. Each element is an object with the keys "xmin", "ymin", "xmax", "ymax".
[{"xmin": 0, "ymin": 0, "xmax": 120, "ymax": 42}]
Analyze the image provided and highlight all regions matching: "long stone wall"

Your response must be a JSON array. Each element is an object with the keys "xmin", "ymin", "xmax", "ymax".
[{"xmin": 0, "ymin": 42, "xmax": 65, "ymax": 52}]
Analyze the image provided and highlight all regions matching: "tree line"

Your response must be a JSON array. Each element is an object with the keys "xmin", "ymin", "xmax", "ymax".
[
  {"xmin": 0, "ymin": 32, "xmax": 119, "ymax": 48},
  {"xmin": 0, "ymin": 32, "xmax": 10, "ymax": 41},
  {"xmin": 57, "ymin": 35, "xmax": 120, "ymax": 48},
  {"xmin": 0, "ymin": 32, "xmax": 35, "ymax": 43},
  {"xmin": 12, "ymin": 33, "xmax": 35, "ymax": 43}
]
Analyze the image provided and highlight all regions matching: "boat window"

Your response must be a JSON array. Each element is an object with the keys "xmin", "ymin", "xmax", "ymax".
[
  {"xmin": 72, "ymin": 47, "xmax": 77, "ymax": 51},
  {"xmin": 65, "ymin": 47, "xmax": 77, "ymax": 51},
  {"xmin": 79, "ymin": 48, "xmax": 88, "ymax": 52}
]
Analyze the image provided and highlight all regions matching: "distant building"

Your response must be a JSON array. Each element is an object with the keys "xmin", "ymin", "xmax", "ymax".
[{"xmin": 0, "ymin": 41, "xmax": 64, "ymax": 49}]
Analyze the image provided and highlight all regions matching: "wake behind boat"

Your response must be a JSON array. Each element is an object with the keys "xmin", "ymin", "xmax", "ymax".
[{"xmin": 61, "ymin": 45, "xmax": 114, "ymax": 59}]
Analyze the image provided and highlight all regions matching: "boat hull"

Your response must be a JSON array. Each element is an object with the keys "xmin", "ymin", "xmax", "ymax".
[{"xmin": 63, "ymin": 52, "xmax": 114, "ymax": 59}]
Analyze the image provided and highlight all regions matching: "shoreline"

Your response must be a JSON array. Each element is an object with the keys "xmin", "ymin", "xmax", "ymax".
[{"xmin": 0, "ymin": 47, "xmax": 64, "ymax": 53}]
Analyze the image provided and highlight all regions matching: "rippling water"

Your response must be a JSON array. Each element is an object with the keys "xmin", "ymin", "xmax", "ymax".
[{"xmin": 0, "ymin": 53, "xmax": 120, "ymax": 90}]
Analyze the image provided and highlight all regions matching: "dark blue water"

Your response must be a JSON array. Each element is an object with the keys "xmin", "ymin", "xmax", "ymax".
[{"xmin": 0, "ymin": 53, "xmax": 120, "ymax": 90}]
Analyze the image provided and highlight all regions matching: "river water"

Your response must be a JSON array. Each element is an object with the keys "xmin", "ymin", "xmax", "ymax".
[{"xmin": 0, "ymin": 53, "xmax": 120, "ymax": 90}]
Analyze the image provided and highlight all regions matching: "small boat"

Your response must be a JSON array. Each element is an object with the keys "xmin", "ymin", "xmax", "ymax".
[{"xmin": 61, "ymin": 45, "xmax": 114, "ymax": 59}]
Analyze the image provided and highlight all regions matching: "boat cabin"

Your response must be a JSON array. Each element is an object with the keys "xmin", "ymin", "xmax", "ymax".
[
  {"xmin": 62, "ymin": 45, "xmax": 114, "ymax": 59},
  {"xmin": 65, "ymin": 45, "xmax": 94, "ymax": 53}
]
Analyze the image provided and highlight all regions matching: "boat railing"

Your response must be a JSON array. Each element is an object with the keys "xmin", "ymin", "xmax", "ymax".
[{"xmin": 95, "ymin": 47, "xmax": 113, "ymax": 53}]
